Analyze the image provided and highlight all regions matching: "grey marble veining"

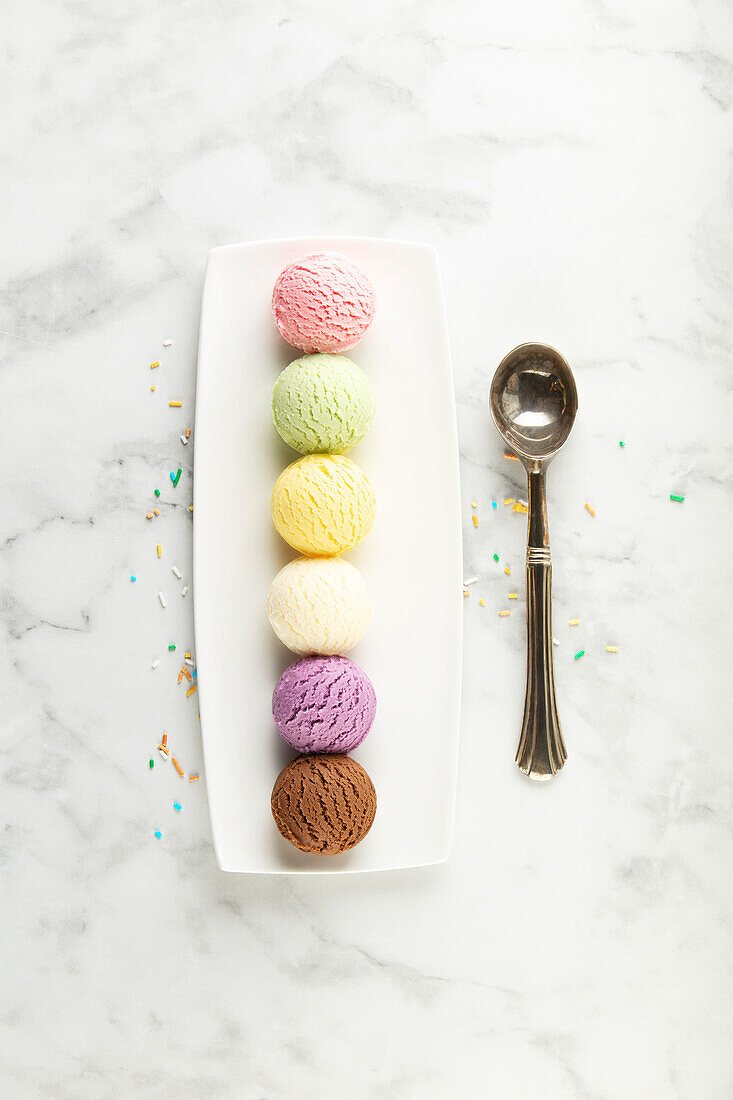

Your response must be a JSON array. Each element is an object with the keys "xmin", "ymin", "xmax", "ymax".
[{"xmin": 1, "ymin": 1, "xmax": 732, "ymax": 1097}]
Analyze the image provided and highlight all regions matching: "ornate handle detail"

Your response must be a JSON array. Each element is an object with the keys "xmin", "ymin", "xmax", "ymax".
[{"xmin": 516, "ymin": 470, "xmax": 567, "ymax": 779}]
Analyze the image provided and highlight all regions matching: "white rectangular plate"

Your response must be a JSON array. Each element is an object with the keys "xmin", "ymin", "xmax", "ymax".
[{"xmin": 194, "ymin": 237, "xmax": 462, "ymax": 873}]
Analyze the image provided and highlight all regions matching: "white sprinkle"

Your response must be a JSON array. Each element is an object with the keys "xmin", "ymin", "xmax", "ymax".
[
  {"xmin": 171, "ymin": 566, "xmax": 182, "ymax": 579},
  {"xmin": 463, "ymin": 576, "xmax": 477, "ymax": 586},
  {"xmin": 180, "ymin": 435, "xmax": 188, "ymax": 445},
  {"xmin": 181, "ymin": 586, "xmax": 189, "ymax": 597},
  {"xmin": 151, "ymin": 659, "xmax": 160, "ymax": 669},
  {"xmin": 184, "ymin": 658, "xmax": 194, "ymax": 666},
  {"xmin": 518, "ymin": 499, "xmax": 528, "ymax": 508},
  {"xmin": 158, "ymin": 591, "xmax": 167, "ymax": 608},
  {"xmin": 163, "ymin": 340, "xmax": 173, "ymax": 347},
  {"xmin": 158, "ymin": 748, "xmax": 169, "ymax": 760},
  {"xmin": 552, "ymin": 637, "xmax": 559, "ymax": 647}
]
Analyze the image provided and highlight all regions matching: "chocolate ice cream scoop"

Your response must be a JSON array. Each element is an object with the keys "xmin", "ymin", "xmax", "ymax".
[{"xmin": 271, "ymin": 754, "xmax": 377, "ymax": 855}]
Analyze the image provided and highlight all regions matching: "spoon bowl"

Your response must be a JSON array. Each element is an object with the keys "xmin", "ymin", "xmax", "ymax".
[
  {"xmin": 490, "ymin": 343, "xmax": 578, "ymax": 464},
  {"xmin": 489, "ymin": 343, "xmax": 578, "ymax": 780}
]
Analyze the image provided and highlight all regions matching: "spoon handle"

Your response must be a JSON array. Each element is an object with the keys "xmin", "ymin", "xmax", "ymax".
[{"xmin": 517, "ymin": 469, "xmax": 567, "ymax": 779}]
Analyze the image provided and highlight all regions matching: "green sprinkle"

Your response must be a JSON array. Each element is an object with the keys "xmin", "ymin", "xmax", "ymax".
[
  {"xmin": 618, "ymin": 441, "xmax": 625, "ymax": 448},
  {"xmin": 149, "ymin": 759, "xmax": 154, "ymax": 769},
  {"xmin": 670, "ymin": 494, "xmax": 685, "ymax": 502},
  {"xmin": 574, "ymin": 650, "xmax": 585, "ymax": 660},
  {"xmin": 168, "ymin": 644, "xmax": 176, "ymax": 651},
  {"xmin": 171, "ymin": 468, "xmax": 182, "ymax": 487},
  {"xmin": 493, "ymin": 553, "xmax": 499, "ymax": 562},
  {"xmin": 154, "ymin": 488, "xmax": 161, "ymax": 497}
]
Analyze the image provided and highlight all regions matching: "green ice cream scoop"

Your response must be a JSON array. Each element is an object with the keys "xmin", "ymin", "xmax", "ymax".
[{"xmin": 272, "ymin": 353, "xmax": 375, "ymax": 455}]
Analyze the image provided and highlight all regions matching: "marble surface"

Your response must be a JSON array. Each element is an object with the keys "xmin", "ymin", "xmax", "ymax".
[{"xmin": 1, "ymin": 1, "xmax": 731, "ymax": 1096}]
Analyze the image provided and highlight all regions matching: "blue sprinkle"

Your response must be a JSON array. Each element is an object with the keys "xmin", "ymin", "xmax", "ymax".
[
  {"xmin": 154, "ymin": 830, "xmax": 162, "ymax": 839},
  {"xmin": 170, "ymin": 471, "xmax": 175, "ymax": 482},
  {"xmin": 192, "ymin": 668, "xmax": 197, "ymax": 679},
  {"xmin": 173, "ymin": 802, "xmax": 182, "ymax": 812},
  {"xmin": 491, "ymin": 501, "xmax": 497, "ymax": 509},
  {"xmin": 130, "ymin": 575, "xmax": 137, "ymax": 582}
]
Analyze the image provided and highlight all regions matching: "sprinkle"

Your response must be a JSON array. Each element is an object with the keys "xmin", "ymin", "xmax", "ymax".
[
  {"xmin": 185, "ymin": 428, "xmax": 191, "ymax": 438},
  {"xmin": 171, "ymin": 757, "xmax": 184, "ymax": 777},
  {"xmin": 492, "ymin": 501, "xmax": 497, "ymax": 509},
  {"xmin": 181, "ymin": 586, "xmax": 189, "ymax": 597},
  {"xmin": 552, "ymin": 638, "xmax": 559, "ymax": 647},
  {"xmin": 154, "ymin": 830, "xmax": 162, "ymax": 839},
  {"xmin": 146, "ymin": 512, "xmax": 153, "ymax": 520},
  {"xmin": 177, "ymin": 670, "xmax": 184, "ymax": 684},
  {"xmin": 585, "ymin": 502, "xmax": 596, "ymax": 517},
  {"xmin": 569, "ymin": 618, "xmax": 580, "ymax": 626},
  {"xmin": 463, "ymin": 589, "xmax": 470, "ymax": 598},
  {"xmin": 188, "ymin": 774, "xmax": 199, "ymax": 782},
  {"xmin": 188, "ymin": 505, "xmax": 193, "ymax": 512},
  {"xmin": 173, "ymin": 802, "xmax": 182, "ymax": 812},
  {"xmin": 162, "ymin": 733, "xmax": 167, "ymax": 747},
  {"xmin": 186, "ymin": 685, "xmax": 198, "ymax": 697},
  {"xmin": 518, "ymin": 499, "xmax": 528, "ymax": 508},
  {"xmin": 171, "ymin": 468, "xmax": 182, "ymax": 487},
  {"xmin": 471, "ymin": 501, "xmax": 477, "ymax": 508},
  {"xmin": 158, "ymin": 746, "xmax": 170, "ymax": 759},
  {"xmin": 619, "ymin": 441, "xmax": 625, "ymax": 448},
  {"xmin": 472, "ymin": 515, "xmax": 478, "ymax": 527},
  {"xmin": 493, "ymin": 553, "xmax": 499, "ymax": 562},
  {"xmin": 512, "ymin": 502, "xmax": 528, "ymax": 513},
  {"xmin": 180, "ymin": 435, "xmax": 188, "ymax": 445},
  {"xmin": 574, "ymin": 650, "xmax": 585, "ymax": 660},
  {"xmin": 193, "ymin": 669, "xmax": 197, "ymax": 679},
  {"xmin": 185, "ymin": 653, "xmax": 191, "ymax": 660},
  {"xmin": 504, "ymin": 451, "xmax": 519, "ymax": 461},
  {"xmin": 183, "ymin": 668, "xmax": 192, "ymax": 681},
  {"xmin": 154, "ymin": 489, "xmax": 161, "ymax": 497},
  {"xmin": 153, "ymin": 509, "xmax": 160, "ymax": 516},
  {"xmin": 606, "ymin": 645, "xmax": 619, "ymax": 653},
  {"xmin": 158, "ymin": 592, "xmax": 167, "ymax": 608},
  {"xmin": 498, "ymin": 609, "xmax": 511, "ymax": 617},
  {"xmin": 168, "ymin": 644, "xmax": 176, "ymax": 651},
  {"xmin": 463, "ymin": 576, "xmax": 477, "ymax": 586},
  {"xmin": 169, "ymin": 401, "xmax": 182, "ymax": 407},
  {"xmin": 157, "ymin": 544, "xmax": 162, "ymax": 558},
  {"xmin": 150, "ymin": 361, "xmax": 160, "ymax": 369},
  {"xmin": 670, "ymin": 494, "xmax": 685, "ymax": 503},
  {"xmin": 508, "ymin": 593, "xmax": 518, "ymax": 599},
  {"xmin": 171, "ymin": 566, "xmax": 182, "ymax": 578},
  {"xmin": 163, "ymin": 340, "xmax": 173, "ymax": 347},
  {"xmin": 504, "ymin": 567, "xmax": 511, "ymax": 575},
  {"xmin": 503, "ymin": 498, "xmax": 514, "ymax": 506},
  {"xmin": 479, "ymin": 598, "xmax": 486, "ymax": 607},
  {"xmin": 150, "ymin": 386, "xmax": 156, "ymax": 392},
  {"xmin": 130, "ymin": 575, "xmax": 137, "ymax": 582},
  {"xmin": 184, "ymin": 657, "xmax": 194, "ymax": 666},
  {"xmin": 151, "ymin": 659, "xmax": 160, "ymax": 669},
  {"xmin": 149, "ymin": 759, "xmax": 154, "ymax": 769}
]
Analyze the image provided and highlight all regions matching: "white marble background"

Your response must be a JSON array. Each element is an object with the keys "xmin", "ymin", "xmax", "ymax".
[{"xmin": 1, "ymin": 0, "xmax": 731, "ymax": 1096}]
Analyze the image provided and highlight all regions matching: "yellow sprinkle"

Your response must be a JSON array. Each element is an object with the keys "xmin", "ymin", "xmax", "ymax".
[
  {"xmin": 471, "ymin": 501, "xmax": 477, "ymax": 508},
  {"xmin": 156, "ymin": 544, "xmax": 162, "ymax": 558},
  {"xmin": 569, "ymin": 618, "xmax": 580, "ymax": 626},
  {"xmin": 146, "ymin": 512, "xmax": 153, "ymax": 520},
  {"xmin": 606, "ymin": 645, "xmax": 619, "ymax": 653},
  {"xmin": 512, "ymin": 501, "xmax": 528, "ymax": 513},
  {"xmin": 498, "ymin": 609, "xmax": 511, "ymax": 617},
  {"xmin": 463, "ymin": 590, "xmax": 470, "ymax": 598},
  {"xmin": 508, "ymin": 593, "xmax": 518, "ymax": 599},
  {"xmin": 153, "ymin": 509, "xmax": 160, "ymax": 516},
  {"xmin": 186, "ymin": 685, "xmax": 198, "ymax": 697},
  {"xmin": 150, "ymin": 385, "xmax": 156, "ymax": 391},
  {"xmin": 479, "ymin": 598, "xmax": 486, "ymax": 606},
  {"xmin": 169, "ymin": 401, "xmax": 182, "ymax": 407},
  {"xmin": 585, "ymin": 502, "xmax": 596, "ymax": 517},
  {"xmin": 185, "ymin": 653, "xmax": 191, "ymax": 659},
  {"xmin": 503, "ymin": 498, "xmax": 514, "ymax": 506},
  {"xmin": 504, "ymin": 567, "xmax": 511, "ymax": 575},
  {"xmin": 472, "ymin": 515, "xmax": 478, "ymax": 527},
  {"xmin": 188, "ymin": 505, "xmax": 193, "ymax": 512},
  {"xmin": 150, "ymin": 361, "xmax": 160, "ymax": 369}
]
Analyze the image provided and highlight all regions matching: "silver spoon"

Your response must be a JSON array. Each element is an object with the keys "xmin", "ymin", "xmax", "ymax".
[{"xmin": 489, "ymin": 343, "xmax": 578, "ymax": 780}]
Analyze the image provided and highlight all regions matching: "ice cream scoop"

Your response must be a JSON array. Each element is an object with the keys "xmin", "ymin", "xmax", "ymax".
[
  {"xmin": 272, "ymin": 252, "xmax": 375, "ymax": 353},
  {"xmin": 272, "ymin": 655, "xmax": 376, "ymax": 754},
  {"xmin": 272, "ymin": 353, "xmax": 375, "ymax": 455},
  {"xmin": 266, "ymin": 557, "xmax": 372, "ymax": 655},
  {"xmin": 271, "ymin": 454, "xmax": 376, "ymax": 557},
  {"xmin": 271, "ymin": 754, "xmax": 377, "ymax": 854}
]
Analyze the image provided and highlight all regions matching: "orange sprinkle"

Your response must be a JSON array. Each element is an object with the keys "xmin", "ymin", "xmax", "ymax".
[
  {"xmin": 177, "ymin": 670, "xmax": 184, "ymax": 684},
  {"xmin": 162, "ymin": 733, "xmax": 167, "ymax": 747},
  {"xmin": 150, "ymin": 361, "xmax": 160, "ymax": 369},
  {"xmin": 157, "ymin": 744, "xmax": 169, "ymax": 756},
  {"xmin": 171, "ymin": 757, "xmax": 184, "ymax": 777},
  {"xmin": 146, "ymin": 512, "xmax": 153, "ymax": 519},
  {"xmin": 504, "ymin": 451, "xmax": 519, "ymax": 461},
  {"xmin": 186, "ymin": 685, "xmax": 198, "ymax": 697},
  {"xmin": 185, "ymin": 428, "xmax": 191, "ymax": 438},
  {"xmin": 153, "ymin": 509, "xmax": 160, "ymax": 516},
  {"xmin": 183, "ymin": 668, "xmax": 193, "ymax": 681},
  {"xmin": 188, "ymin": 774, "xmax": 200, "ymax": 782}
]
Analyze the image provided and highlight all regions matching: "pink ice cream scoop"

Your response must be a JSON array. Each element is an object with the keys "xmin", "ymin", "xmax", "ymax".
[
  {"xmin": 272, "ymin": 252, "xmax": 375, "ymax": 354},
  {"xmin": 272, "ymin": 655, "xmax": 377, "ymax": 754}
]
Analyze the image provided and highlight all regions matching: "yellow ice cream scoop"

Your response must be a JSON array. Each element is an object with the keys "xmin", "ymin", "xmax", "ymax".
[{"xmin": 271, "ymin": 454, "xmax": 376, "ymax": 556}]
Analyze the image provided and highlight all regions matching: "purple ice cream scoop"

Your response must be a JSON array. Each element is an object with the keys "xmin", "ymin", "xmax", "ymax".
[{"xmin": 272, "ymin": 655, "xmax": 376, "ymax": 754}]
